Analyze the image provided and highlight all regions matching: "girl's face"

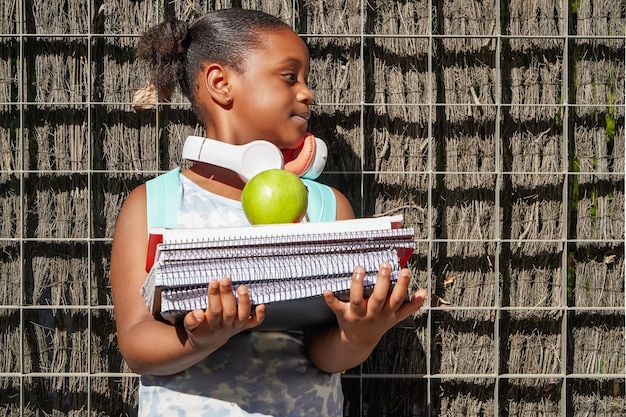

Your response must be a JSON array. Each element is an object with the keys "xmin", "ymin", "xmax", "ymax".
[{"xmin": 227, "ymin": 28, "xmax": 314, "ymax": 149}]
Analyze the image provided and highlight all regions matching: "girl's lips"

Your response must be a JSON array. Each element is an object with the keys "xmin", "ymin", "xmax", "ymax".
[
  {"xmin": 293, "ymin": 111, "xmax": 311, "ymax": 121},
  {"xmin": 292, "ymin": 113, "xmax": 310, "ymax": 125},
  {"xmin": 291, "ymin": 114, "xmax": 309, "ymax": 127}
]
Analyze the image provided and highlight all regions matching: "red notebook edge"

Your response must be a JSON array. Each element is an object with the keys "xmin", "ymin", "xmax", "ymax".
[
  {"xmin": 398, "ymin": 247, "xmax": 414, "ymax": 268},
  {"xmin": 145, "ymin": 232, "xmax": 164, "ymax": 272}
]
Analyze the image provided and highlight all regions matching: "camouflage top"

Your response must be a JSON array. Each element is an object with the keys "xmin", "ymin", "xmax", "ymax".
[{"xmin": 138, "ymin": 173, "xmax": 344, "ymax": 417}]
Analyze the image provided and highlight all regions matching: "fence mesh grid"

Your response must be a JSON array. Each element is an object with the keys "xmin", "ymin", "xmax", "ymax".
[{"xmin": 1, "ymin": 0, "xmax": 625, "ymax": 415}]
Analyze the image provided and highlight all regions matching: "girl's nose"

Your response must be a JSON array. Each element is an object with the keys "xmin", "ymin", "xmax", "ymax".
[{"xmin": 298, "ymin": 84, "xmax": 314, "ymax": 105}]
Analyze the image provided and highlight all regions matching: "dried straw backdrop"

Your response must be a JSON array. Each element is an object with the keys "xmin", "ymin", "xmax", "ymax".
[{"xmin": 0, "ymin": 0, "xmax": 624, "ymax": 416}]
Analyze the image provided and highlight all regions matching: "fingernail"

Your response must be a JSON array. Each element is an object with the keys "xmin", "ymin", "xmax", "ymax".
[{"xmin": 354, "ymin": 267, "xmax": 365, "ymax": 281}]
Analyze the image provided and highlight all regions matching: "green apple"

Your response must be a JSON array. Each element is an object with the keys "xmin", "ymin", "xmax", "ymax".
[{"xmin": 241, "ymin": 169, "xmax": 308, "ymax": 225}]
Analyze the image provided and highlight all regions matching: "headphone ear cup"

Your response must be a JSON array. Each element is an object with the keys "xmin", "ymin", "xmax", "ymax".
[
  {"xmin": 301, "ymin": 137, "xmax": 327, "ymax": 180},
  {"xmin": 283, "ymin": 133, "xmax": 328, "ymax": 180},
  {"xmin": 283, "ymin": 133, "xmax": 316, "ymax": 177}
]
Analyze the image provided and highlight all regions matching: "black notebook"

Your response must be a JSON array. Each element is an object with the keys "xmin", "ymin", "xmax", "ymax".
[{"xmin": 141, "ymin": 215, "xmax": 415, "ymax": 330}]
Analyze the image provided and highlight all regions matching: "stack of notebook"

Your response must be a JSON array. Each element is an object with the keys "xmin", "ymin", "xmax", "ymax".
[{"xmin": 141, "ymin": 215, "xmax": 415, "ymax": 330}]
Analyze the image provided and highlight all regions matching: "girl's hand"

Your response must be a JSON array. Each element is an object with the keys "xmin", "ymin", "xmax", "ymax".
[
  {"xmin": 323, "ymin": 262, "xmax": 427, "ymax": 349},
  {"xmin": 182, "ymin": 278, "xmax": 265, "ymax": 350}
]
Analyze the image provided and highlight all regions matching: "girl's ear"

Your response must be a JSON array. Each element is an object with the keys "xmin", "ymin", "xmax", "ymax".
[{"xmin": 203, "ymin": 63, "xmax": 232, "ymax": 106}]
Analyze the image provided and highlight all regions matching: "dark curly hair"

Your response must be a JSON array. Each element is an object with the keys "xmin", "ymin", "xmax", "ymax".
[{"xmin": 136, "ymin": 8, "xmax": 291, "ymax": 117}]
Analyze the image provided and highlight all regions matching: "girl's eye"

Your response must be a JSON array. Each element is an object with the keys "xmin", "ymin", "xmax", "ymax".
[{"xmin": 284, "ymin": 73, "xmax": 297, "ymax": 82}]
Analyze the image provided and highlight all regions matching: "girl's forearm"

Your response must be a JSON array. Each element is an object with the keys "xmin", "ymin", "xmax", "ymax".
[{"xmin": 117, "ymin": 319, "xmax": 226, "ymax": 376}]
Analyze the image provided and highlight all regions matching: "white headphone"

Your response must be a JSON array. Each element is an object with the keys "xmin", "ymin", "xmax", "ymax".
[{"xmin": 182, "ymin": 133, "xmax": 327, "ymax": 182}]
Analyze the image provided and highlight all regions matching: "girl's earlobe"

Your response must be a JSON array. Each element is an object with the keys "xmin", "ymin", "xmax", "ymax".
[{"xmin": 218, "ymin": 93, "xmax": 232, "ymax": 106}]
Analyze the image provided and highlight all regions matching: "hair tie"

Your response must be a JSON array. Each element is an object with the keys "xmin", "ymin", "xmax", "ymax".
[{"xmin": 132, "ymin": 84, "xmax": 158, "ymax": 111}]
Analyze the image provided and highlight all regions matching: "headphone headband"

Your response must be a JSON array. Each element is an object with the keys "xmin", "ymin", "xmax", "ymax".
[
  {"xmin": 182, "ymin": 136, "xmax": 283, "ymax": 182},
  {"xmin": 182, "ymin": 135, "xmax": 327, "ymax": 182}
]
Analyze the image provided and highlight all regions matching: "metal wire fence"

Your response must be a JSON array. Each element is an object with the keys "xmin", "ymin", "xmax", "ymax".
[{"xmin": 0, "ymin": 0, "xmax": 624, "ymax": 415}]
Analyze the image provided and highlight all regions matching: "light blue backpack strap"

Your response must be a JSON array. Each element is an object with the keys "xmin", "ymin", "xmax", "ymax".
[
  {"xmin": 302, "ymin": 179, "xmax": 336, "ymax": 222},
  {"xmin": 145, "ymin": 167, "xmax": 182, "ymax": 230}
]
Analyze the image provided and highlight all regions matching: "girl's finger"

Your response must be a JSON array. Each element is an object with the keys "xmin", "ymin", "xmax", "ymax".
[
  {"xmin": 206, "ymin": 279, "xmax": 223, "ymax": 327},
  {"xmin": 395, "ymin": 289, "xmax": 428, "ymax": 322},
  {"xmin": 219, "ymin": 277, "xmax": 238, "ymax": 324},
  {"xmin": 322, "ymin": 289, "xmax": 342, "ymax": 313},
  {"xmin": 245, "ymin": 304, "xmax": 266, "ymax": 328},
  {"xmin": 183, "ymin": 309, "xmax": 205, "ymax": 333},
  {"xmin": 367, "ymin": 262, "xmax": 392, "ymax": 312},
  {"xmin": 388, "ymin": 268, "xmax": 411, "ymax": 310},
  {"xmin": 236, "ymin": 285, "xmax": 253, "ymax": 322},
  {"xmin": 349, "ymin": 266, "xmax": 367, "ymax": 316}
]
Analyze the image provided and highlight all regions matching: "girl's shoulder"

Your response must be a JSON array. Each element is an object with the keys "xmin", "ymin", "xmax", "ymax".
[
  {"xmin": 330, "ymin": 187, "xmax": 354, "ymax": 220},
  {"xmin": 118, "ymin": 183, "xmax": 148, "ymax": 225}
]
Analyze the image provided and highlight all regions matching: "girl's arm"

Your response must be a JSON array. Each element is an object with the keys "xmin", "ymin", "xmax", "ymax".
[
  {"xmin": 110, "ymin": 186, "xmax": 264, "ymax": 376},
  {"xmin": 304, "ymin": 188, "xmax": 428, "ymax": 373}
]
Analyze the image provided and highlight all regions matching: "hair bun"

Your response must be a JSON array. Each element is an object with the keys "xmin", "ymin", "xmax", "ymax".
[{"xmin": 136, "ymin": 18, "xmax": 189, "ymax": 101}]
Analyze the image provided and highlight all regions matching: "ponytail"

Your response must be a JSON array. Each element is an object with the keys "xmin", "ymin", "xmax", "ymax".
[{"xmin": 136, "ymin": 18, "xmax": 189, "ymax": 102}]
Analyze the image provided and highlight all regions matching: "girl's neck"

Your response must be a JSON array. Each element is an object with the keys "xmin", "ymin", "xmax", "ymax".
[{"xmin": 184, "ymin": 163, "xmax": 246, "ymax": 200}]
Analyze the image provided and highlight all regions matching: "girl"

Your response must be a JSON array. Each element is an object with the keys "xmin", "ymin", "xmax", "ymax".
[{"xmin": 110, "ymin": 8, "xmax": 427, "ymax": 417}]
